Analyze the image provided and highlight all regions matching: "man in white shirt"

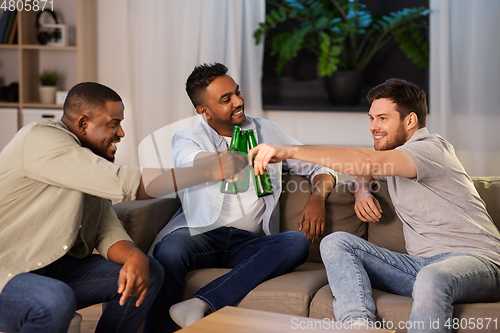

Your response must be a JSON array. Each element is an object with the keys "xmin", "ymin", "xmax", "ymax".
[{"xmin": 144, "ymin": 63, "xmax": 337, "ymax": 332}]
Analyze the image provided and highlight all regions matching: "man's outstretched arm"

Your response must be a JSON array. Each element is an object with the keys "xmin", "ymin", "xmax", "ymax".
[
  {"xmin": 248, "ymin": 144, "xmax": 417, "ymax": 179},
  {"xmin": 136, "ymin": 151, "xmax": 247, "ymax": 200}
]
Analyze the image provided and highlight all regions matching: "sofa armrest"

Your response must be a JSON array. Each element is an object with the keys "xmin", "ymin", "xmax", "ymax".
[{"xmin": 112, "ymin": 197, "xmax": 182, "ymax": 254}]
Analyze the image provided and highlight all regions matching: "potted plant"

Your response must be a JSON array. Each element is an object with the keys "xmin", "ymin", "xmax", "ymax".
[
  {"xmin": 38, "ymin": 69, "xmax": 59, "ymax": 104},
  {"xmin": 254, "ymin": 0, "xmax": 430, "ymax": 105}
]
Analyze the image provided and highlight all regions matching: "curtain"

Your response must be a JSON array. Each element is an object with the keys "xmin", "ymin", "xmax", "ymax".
[
  {"xmin": 429, "ymin": 0, "xmax": 500, "ymax": 176},
  {"xmin": 122, "ymin": 0, "xmax": 265, "ymax": 167}
]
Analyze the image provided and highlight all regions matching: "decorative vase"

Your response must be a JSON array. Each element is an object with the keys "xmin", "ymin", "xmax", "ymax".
[
  {"xmin": 325, "ymin": 70, "xmax": 363, "ymax": 105},
  {"xmin": 39, "ymin": 86, "xmax": 57, "ymax": 104}
]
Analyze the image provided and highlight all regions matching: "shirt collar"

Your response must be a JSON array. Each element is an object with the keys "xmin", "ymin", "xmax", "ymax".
[
  {"xmin": 407, "ymin": 127, "xmax": 429, "ymax": 143},
  {"xmin": 200, "ymin": 116, "xmax": 256, "ymax": 151}
]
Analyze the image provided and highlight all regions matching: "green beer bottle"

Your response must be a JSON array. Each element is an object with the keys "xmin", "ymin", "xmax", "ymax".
[
  {"xmin": 220, "ymin": 126, "xmax": 250, "ymax": 194},
  {"xmin": 247, "ymin": 129, "xmax": 274, "ymax": 197}
]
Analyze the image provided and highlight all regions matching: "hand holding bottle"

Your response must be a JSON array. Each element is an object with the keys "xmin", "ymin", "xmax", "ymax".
[{"xmin": 247, "ymin": 143, "xmax": 292, "ymax": 175}]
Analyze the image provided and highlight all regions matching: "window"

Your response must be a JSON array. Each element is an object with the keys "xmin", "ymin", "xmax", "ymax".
[{"xmin": 260, "ymin": 0, "xmax": 430, "ymax": 111}]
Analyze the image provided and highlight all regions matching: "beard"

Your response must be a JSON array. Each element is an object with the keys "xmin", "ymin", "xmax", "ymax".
[
  {"xmin": 86, "ymin": 140, "xmax": 116, "ymax": 162},
  {"xmin": 374, "ymin": 123, "xmax": 407, "ymax": 151}
]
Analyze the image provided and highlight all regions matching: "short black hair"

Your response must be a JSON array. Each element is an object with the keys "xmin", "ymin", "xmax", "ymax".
[
  {"xmin": 367, "ymin": 78, "xmax": 427, "ymax": 128},
  {"xmin": 186, "ymin": 63, "xmax": 228, "ymax": 107},
  {"xmin": 63, "ymin": 82, "xmax": 122, "ymax": 117}
]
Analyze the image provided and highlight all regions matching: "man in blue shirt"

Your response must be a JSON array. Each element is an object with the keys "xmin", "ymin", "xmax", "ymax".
[{"xmin": 144, "ymin": 63, "xmax": 337, "ymax": 332}]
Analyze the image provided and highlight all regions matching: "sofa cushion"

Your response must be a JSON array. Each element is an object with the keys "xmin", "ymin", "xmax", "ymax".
[
  {"xmin": 370, "ymin": 289, "xmax": 413, "ymax": 333},
  {"xmin": 112, "ymin": 197, "xmax": 181, "ymax": 254},
  {"xmin": 279, "ymin": 174, "xmax": 367, "ymax": 262},
  {"xmin": 367, "ymin": 180, "xmax": 407, "ymax": 254},
  {"xmin": 308, "ymin": 284, "xmax": 335, "ymax": 320},
  {"xmin": 182, "ymin": 262, "xmax": 327, "ymax": 317},
  {"xmin": 372, "ymin": 289, "xmax": 500, "ymax": 333},
  {"xmin": 310, "ymin": 285, "xmax": 500, "ymax": 333},
  {"xmin": 472, "ymin": 177, "xmax": 500, "ymax": 230}
]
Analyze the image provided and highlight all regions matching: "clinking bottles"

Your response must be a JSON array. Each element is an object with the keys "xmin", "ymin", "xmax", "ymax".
[
  {"xmin": 220, "ymin": 126, "xmax": 250, "ymax": 194},
  {"xmin": 247, "ymin": 129, "xmax": 274, "ymax": 197}
]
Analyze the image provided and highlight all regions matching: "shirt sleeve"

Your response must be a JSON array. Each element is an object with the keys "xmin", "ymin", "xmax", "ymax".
[
  {"xmin": 396, "ymin": 136, "xmax": 446, "ymax": 182},
  {"xmin": 171, "ymin": 130, "xmax": 206, "ymax": 168},
  {"xmin": 23, "ymin": 124, "xmax": 142, "ymax": 202},
  {"xmin": 95, "ymin": 200, "xmax": 133, "ymax": 259}
]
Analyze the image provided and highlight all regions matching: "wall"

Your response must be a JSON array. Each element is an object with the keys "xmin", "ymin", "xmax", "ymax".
[
  {"xmin": 263, "ymin": 110, "xmax": 373, "ymax": 148},
  {"xmin": 96, "ymin": 2, "xmax": 377, "ymax": 168},
  {"xmin": 97, "ymin": 3, "xmax": 490, "ymax": 180},
  {"xmin": 97, "ymin": 0, "xmax": 139, "ymax": 166}
]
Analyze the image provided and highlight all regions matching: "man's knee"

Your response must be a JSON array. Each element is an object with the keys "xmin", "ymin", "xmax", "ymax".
[
  {"xmin": 320, "ymin": 231, "xmax": 357, "ymax": 257},
  {"xmin": 413, "ymin": 265, "xmax": 454, "ymax": 299},
  {"xmin": 277, "ymin": 231, "xmax": 310, "ymax": 262},
  {"xmin": 29, "ymin": 280, "xmax": 76, "ymax": 323},
  {"xmin": 152, "ymin": 234, "xmax": 190, "ymax": 267}
]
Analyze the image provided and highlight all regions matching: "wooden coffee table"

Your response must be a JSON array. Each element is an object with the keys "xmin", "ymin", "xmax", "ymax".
[{"xmin": 178, "ymin": 306, "xmax": 395, "ymax": 333}]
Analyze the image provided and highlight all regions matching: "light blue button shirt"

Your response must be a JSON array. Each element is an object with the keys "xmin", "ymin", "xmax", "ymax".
[{"xmin": 148, "ymin": 116, "xmax": 337, "ymax": 255}]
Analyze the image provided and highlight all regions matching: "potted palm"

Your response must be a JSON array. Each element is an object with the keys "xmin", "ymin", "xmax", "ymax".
[
  {"xmin": 254, "ymin": 0, "xmax": 430, "ymax": 105},
  {"xmin": 38, "ymin": 69, "xmax": 59, "ymax": 104}
]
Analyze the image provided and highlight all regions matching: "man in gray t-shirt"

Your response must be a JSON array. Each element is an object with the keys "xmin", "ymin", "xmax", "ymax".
[{"xmin": 248, "ymin": 78, "xmax": 500, "ymax": 333}]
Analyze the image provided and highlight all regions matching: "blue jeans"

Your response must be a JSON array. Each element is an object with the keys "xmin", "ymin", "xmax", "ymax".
[
  {"xmin": 145, "ymin": 226, "xmax": 309, "ymax": 333},
  {"xmin": 0, "ymin": 254, "xmax": 164, "ymax": 333},
  {"xmin": 320, "ymin": 232, "xmax": 500, "ymax": 333}
]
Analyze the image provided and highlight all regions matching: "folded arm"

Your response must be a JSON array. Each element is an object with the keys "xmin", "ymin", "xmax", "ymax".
[{"xmin": 354, "ymin": 175, "xmax": 383, "ymax": 222}]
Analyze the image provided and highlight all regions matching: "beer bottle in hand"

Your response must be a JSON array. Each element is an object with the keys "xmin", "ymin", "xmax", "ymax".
[
  {"xmin": 220, "ymin": 126, "xmax": 249, "ymax": 193},
  {"xmin": 247, "ymin": 129, "xmax": 274, "ymax": 197}
]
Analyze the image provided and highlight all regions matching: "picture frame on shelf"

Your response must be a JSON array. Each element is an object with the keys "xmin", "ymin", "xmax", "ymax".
[{"xmin": 56, "ymin": 90, "xmax": 68, "ymax": 105}]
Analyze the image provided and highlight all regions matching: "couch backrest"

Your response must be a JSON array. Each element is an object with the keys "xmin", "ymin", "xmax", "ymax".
[
  {"xmin": 279, "ymin": 174, "xmax": 367, "ymax": 262},
  {"xmin": 279, "ymin": 174, "xmax": 500, "ymax": 263}
]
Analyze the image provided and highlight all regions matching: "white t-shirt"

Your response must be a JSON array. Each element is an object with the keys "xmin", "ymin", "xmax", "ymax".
[{"xmin": 216, "ymin": 136, "xmax": 265, "ymax": 235}]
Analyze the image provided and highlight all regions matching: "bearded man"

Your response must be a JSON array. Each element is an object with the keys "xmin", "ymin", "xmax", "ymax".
[{"xmin": 249, "ymin": 78, "xmax": 500, "ymax": 333}]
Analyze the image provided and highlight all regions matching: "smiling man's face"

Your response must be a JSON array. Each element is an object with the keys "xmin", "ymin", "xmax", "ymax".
[
  {"xmin": 79, "ymin": 101, "xmax": 125, "ymax": 162},
  {"xmin": 198, "ymin": 74, "xmax": 245, "ymax": 137},
  {"xmin": 368, "ymin": 98, "xmax": 409, "ymax": 151}
]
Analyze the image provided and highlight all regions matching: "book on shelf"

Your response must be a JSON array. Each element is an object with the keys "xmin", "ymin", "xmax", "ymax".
[
  {"xmin": 0, "ymin": 11, "xmax": 9, "ymax": 43},
  {"xmin": 7, "ymin": 12, "xmax": 17, "ymax": 44},
  {"xmin": 2, "ymin": 10, "xmax": 16, "ymax": 44}
]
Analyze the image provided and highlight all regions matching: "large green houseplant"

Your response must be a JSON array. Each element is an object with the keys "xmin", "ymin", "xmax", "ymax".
[{"xmin": 254, "ymin": 0, "xmax": 430, "ymax": 104}]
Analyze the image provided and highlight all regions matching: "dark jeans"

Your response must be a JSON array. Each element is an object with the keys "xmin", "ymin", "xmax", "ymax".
[
  {"xmin": 145, "ymin": 226, "xmax": 309, "ymax": 333},
  {"xmin": 0, "ymin": 254, "xmax": 164, "ymax": 333}
]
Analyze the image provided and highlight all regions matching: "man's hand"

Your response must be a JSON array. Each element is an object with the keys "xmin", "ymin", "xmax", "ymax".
[
  {"xmin": 107, "ymin": 240, "xmax": 150, "ymax": 307},
  {"xmin": 354, "ymin": 189, "xmax": 383, "ymax": 222},
  {"xmin": 299, "ymin": 195, "xmax": 326, "ymax": 244},
  {"xmin": 215, "ymin": 151, "xmax": 248, "ymax": 182},
  {"xmin": 299, "ymin": 173, "xmax": 336, "ymax": 244},
  {"xmin": 117, "ymin": 251, "xmax": 150, "ymax": 307},
  {"xmin": 196, "ymin": 151, "xmax": 248, "ymax": 183},
  {"xmin": 248, "ymin": 144, "xmax": 293, "ymax": 175}
]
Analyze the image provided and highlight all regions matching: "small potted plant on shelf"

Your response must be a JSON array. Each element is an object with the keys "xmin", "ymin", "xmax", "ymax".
[
  {"xmin": 38, "ymin": 69, "xmax": 59, "ymax": 104},
  {"xmin": 254, "ymin": 0, "xmax": 430, "ymax": 105}
]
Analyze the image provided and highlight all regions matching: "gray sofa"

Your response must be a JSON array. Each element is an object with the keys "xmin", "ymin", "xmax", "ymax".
[{"xmin": 112, "ymin": 175, "xmax": 500, "ymax": 333}]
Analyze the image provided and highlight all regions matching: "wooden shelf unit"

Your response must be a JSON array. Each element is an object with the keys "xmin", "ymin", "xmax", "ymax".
[{"xmin": 0, "ymin": 0, "xmax": 96, "ymax": 129}]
